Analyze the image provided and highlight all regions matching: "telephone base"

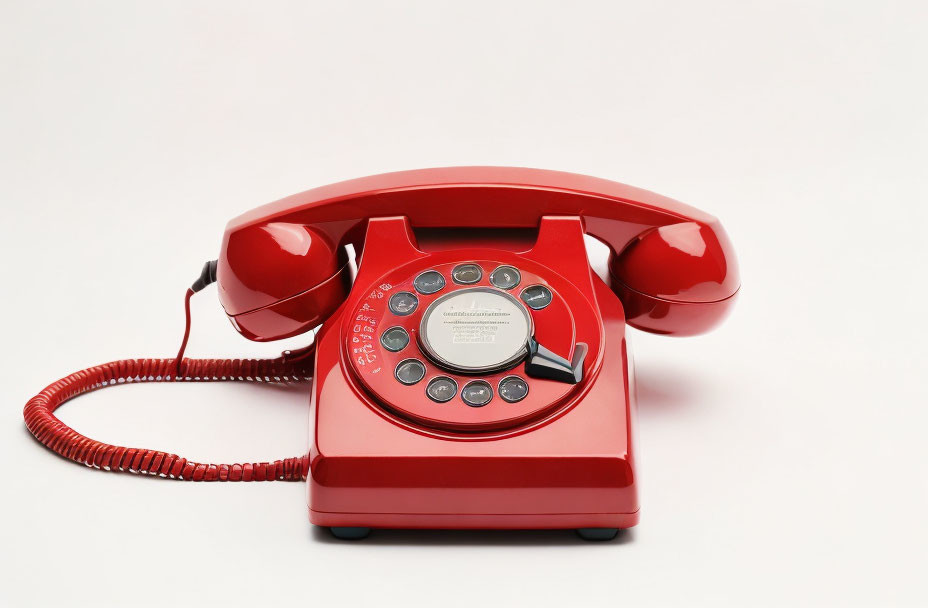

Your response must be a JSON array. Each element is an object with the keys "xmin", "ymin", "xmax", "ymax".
[{"xmin": 310, "ymin": 509, "xmax": 639, "ymax": 532}]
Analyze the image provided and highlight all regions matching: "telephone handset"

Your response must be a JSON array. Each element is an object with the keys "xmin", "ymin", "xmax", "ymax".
[{"xmin": 24, "ymin": 167, "xmax": 738, "ymax": 540}]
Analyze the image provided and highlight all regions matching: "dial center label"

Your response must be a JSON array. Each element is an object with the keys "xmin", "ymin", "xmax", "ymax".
[{"xmin": 420, "ymin": 288, "xmax": 531, "ymax": 373}]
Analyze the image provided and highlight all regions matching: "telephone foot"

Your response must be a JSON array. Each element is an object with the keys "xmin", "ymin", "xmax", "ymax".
[
  {"xmin": 575, "ymin": 528, "xmax": 619, "ymax": 541},
  {"xmin": 330, "ymin": 527, "xmax": 371, "ymax": 540}
]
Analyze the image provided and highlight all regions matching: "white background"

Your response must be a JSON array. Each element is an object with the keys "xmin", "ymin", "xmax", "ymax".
[{"xmin": 1, "ymin": 2, "xmax": 926, "ymax": 606}]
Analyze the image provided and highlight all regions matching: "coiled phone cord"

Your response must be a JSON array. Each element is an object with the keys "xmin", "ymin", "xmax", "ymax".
[{"xmin": 22, "ymin": 262, "xmax": 314, "ymax": 482}]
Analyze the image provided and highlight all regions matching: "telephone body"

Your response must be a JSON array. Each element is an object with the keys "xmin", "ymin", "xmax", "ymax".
[
  {"xmin": 23, "ymin": 167, "xmax": 738, "ymax": 540},
  {"xmin": 218, "ymin": 167, "xmax": 739, "ymax": 537}
]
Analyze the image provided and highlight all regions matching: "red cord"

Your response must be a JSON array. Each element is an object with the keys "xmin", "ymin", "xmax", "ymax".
[
  {"xmin": 22, "ymin": 288, "xmax": 315, "ymax": 481},
  {"xmin": 174, "ymin": 288, "xmax": 195, "ymax": 378}
]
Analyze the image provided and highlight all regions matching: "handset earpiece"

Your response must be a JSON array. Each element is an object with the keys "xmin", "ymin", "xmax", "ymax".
[
  {"xmin": 608, "ymin": 221, "xmax": 739, "ymax": 336},
  {"xmin": 217, "ymin": 221, "xmax": 352, "ymax": 341}
]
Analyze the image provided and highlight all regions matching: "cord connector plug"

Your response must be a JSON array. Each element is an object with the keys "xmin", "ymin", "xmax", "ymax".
[{"xmin": 190, "ymin": 260, "xmax": 218, "ymax": 293}]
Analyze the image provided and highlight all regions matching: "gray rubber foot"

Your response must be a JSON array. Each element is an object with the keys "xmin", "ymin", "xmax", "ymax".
[
  {"xmin": 576, "ymin": 528, "xmax": 619, "ymax": 541},
  {"xmin": 330, "ymin": 527, "xmax": 371, "ymax": 540}
]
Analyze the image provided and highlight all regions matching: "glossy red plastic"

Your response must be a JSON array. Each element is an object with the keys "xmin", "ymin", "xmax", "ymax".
[
  {"xmin": 23, "ymin": 167, "xmax": 739, "ymax": 534},
  {"xmin": 210, "ymin": 167, "xmax": 739, "ymax": 531},
  {"xmin": 345, "ymin": 219, "xmax": 598, "ymax": 433},
  {"xmin": 217, "ymin": 167, "xmax": 739, "ymax": 340},
  {"xmin": 309, "ymin": 216, "xmax": 639, "ymax": 529},
  {"xmin": 607, "ymin": 221, "xmax": 738, "ymax": 335}
]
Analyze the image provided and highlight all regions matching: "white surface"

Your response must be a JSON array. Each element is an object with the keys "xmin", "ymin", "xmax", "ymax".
[{"xmin": 1, "ymin": 2, "xmax": 926, "ymax": 606}]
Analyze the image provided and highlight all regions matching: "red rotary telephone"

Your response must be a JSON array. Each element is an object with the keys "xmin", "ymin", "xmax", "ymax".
[{"xmin": 24, "ymin": 167, "xmax": 739, "ymax": 540}]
